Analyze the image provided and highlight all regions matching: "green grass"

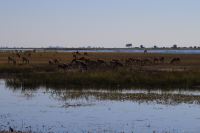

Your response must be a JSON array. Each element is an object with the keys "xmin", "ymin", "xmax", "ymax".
[{"xmin": 5, "ymin": 69, "xmax": 200, "ymax": 89}]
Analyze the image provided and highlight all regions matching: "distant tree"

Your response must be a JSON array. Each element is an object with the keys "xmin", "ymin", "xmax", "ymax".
[
  {"xmin": 153, "ymin": 45, "xmax": 157, "ymax": 49},
  {"xmin": 172, "ymin": 44, "xmax": 177, "ymax": 49},
  {"xmin": 140, "ymin": 45, "xmax": 145, "ymax": 48},
  {"xmin": 126, "ymin": 43, "xmax": 132, "ymax": 48}
]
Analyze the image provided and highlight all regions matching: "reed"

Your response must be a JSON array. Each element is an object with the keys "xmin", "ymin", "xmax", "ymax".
[{"xmin": 5, "ymin": 69, "xmax": 200, "ymax": 89}]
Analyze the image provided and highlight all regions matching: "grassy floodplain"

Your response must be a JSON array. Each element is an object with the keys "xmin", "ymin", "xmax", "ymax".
[{"xmin": 1, "ymin": 51, "xmax": 200, "ymax": 89}]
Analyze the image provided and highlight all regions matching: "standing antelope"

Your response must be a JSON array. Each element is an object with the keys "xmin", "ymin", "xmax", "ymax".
[{"xmin": 8, "ymin": 56, "xmax": 16, "ymax": 64}]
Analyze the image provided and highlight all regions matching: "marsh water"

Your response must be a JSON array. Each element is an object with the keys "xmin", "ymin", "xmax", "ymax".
[
  {"xmin": 2, "ymin": 48, "xmax": 200, "ymax": 54},
  {"xmin": 1, "ymin": 80, "xmax": 200, "ymax": 133}
]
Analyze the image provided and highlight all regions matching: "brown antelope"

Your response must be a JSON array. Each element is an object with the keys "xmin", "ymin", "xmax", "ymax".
[
  {"xmin": 170, "ymin": 57, "xmax": 181, "ymax": 64},
  {"xmin": 8, "ymin": 56, "xmax": 13, "ymax": 63},
  {"xmin": 159, "ymin": 57, "xmax": 165, "ymax": 63},
  {"xmin": 110, "ymin": 60, "xmax": 123, "ymax": 68},
  {"xmin": 71, "ymin": 60, "xmax": 87, "ymax": 71},
  {"xmin": 16, "ymin": 53, "xmax": 21, "ymax": 58},
  {"xmin": 53, "ymin": 58, "xmax": 59, "ymax": 64},
  {"xmin": 22, "ymin": 57, "xmax": 29, "ymax": 64},
  {"xmin": 8, "ymin": 56, "xmax": 16, "ymax": 64},
  {"xmin": 84, "ymin": 59, "xmax": 98, "ymax": 67},
  {"xmin": 78, "ymin": 57, "xmax": 87, "ymax": 61},
  {"xmin": 49, "ymin": 59, "xmax": 54, "ymax": 65},
  {"xmin": 58, "ymin": 63, "xmax": 69, "ymax": 70},
  {"xmin": 153, "ymin": 58, "xmax": 159, "ymax": 64},
  {"xmin": 97, "ymin": 59, "xmax": 106, "ymax": 65}
]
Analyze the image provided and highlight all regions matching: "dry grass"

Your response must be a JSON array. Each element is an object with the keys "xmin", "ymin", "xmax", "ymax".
[
  {"xmin": 1, "ymin": 51, "xmax": 200, "ymax": 71},
  {"xmin": 0, "ymin": 51, "xmax": 200, "ymax": 74},
  {"xmin": 0, "ymin": 51, "xmax": 200, "ymax": 64}
]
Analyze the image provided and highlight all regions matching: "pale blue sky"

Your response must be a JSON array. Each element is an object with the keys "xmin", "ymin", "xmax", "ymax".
[{"xmin": 0, "ymin": 0, "xmax": 200, "ymax": 48}]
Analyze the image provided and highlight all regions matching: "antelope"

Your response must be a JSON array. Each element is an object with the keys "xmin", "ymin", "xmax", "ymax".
[
  {"xmin": 49, "ymin": 59, "xmax": 54, "ymax": 65},
  {"xmin": 153, "ymin": 58, "xmax": 159, "ymax": 64},
  {"xmin": 97, "ymin": 59, "xmax": 106, "ymax": 65},
  {"xmin": 22, "ymin": 57, "xmax": 29, "ymax": 64},
  {"xmin": 53, "ymin": 58, "xmax": 59, "ymax": 64},
  {"xmin": 110, "ymin": 60, "xmax": 123, "ymax": 68},
  {"xmin": 58, "ymin": 63, "xmax": 69, "ymax": 70},
  {"xmin": 16, "ymin": 53, "xmax": 21, "ymax": 58},
  {"xmin": 170, "ymin": 57, "xmax": 181, "ymax": 64},
  {"xmin": 71, "ymin": 60, "xmax": 87, "ymax": 71},
  {"xmin": 159, "ymin": 57, "xmax": 165, "ymax": 63},
  {"xmin": 8, "ymin": 56, "xmax": 16, "ymax": 64}
]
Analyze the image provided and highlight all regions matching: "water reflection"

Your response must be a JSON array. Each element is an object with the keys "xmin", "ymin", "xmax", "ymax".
[
  {"xmin": 2, "ymin": 79, "xmax": 200, "ymax": 133},
  {"xmin": 5, "ymin": 79, "xmax": 200, "ymax": 105}
]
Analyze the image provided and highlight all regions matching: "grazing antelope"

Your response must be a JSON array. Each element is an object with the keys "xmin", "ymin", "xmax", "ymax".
[
  {"xmin": 71, "ymin": 58, "xmax": 77, "ymax": 64},
  {"xmin": 153, "ymin": 58, "xmax": 159, "ymax": 64},
  {"xmin": 53, "ymin": 58, "xmax": 59, "ymax": 64},
  {"xmin": 84, "ymin": 59, "xmax": 98, "ymax": 67},
  {"xmin": 78, "ymin": 61, "xmax": 87, "ymax": 71},
  {"xmin": 49, "ymin": 59, "xmax": 54, "ymax": 65},
  {"xmin": 159, "ymin": 57, "xmax": 165, "ymax": 63},
  {"xmin": 97, "ymin": 59, "xmax": 106, "ymax": 65},
  {"xmin": 110, "ymin": 60, "xmax": 123, "ymax": 68},
  {"xmin": 170, "ymin": 57, "xmax": 181, "ymax": 64},
  {"xmin": 78, "ymin": 57, "xmax": 87, "ymax": 61},
  {"xmin": 16, "ymin": 53, "xmax": 21, "ymax": 58},
  {"xmin": 58, "ymin": 63, "xmax": 69, "ymax": 70},
  {"xmin": 22, "ymin": 57, "xmax": 29, "ymax": 64},
  {"xmin": 71, "ymin": 60, "xmax": 87, "ymax": 71}
]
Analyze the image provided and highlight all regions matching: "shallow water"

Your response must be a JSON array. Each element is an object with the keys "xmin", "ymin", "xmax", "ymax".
[
  {"xmin": 1, "ymin": 80, "xmax": 200, "ymax": 133},
  {"xmin": 56, "ymin": 49, "xmax": 200, "ymax": 54},
  {"xmin": 1, "ymin": 48, "xmax": 200, "ymax": 54}
]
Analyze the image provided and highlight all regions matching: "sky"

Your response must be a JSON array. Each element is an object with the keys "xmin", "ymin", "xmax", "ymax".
[{"xmin": 0, "ymin": 0, "xmax": 200, "ymax": 48}]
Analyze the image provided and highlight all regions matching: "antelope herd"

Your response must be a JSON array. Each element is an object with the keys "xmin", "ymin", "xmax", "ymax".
[
  {"xmin": 50, "ymin": 51, "xmax": 181, "ymax": 71},
  {"xmin": 7, "ymin": 51, "xmax": 31, "ymax": 64},
  {"xmin": 7, "ymin": 50, "xmax": 181, "ymax": 71}
]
